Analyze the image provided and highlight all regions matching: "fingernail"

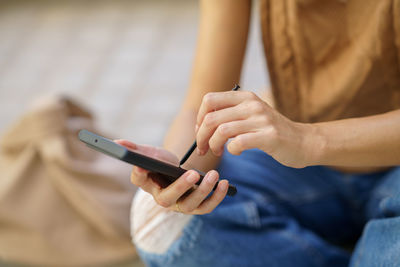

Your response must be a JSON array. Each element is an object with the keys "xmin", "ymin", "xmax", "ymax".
[
  {"xmin": 186, "ymin": 171, "xmax": 198, "ymax": 183},
  {"xmin": 219, "ymin": 180, "xmax": 228, "ymax": 191},
  {"xmin": 195, "ymin": 124, "xmax": 199, "ymax": 133},
  {"xmin": 205, "ymin": 172, "xmax": 217, "ymax": 184}
]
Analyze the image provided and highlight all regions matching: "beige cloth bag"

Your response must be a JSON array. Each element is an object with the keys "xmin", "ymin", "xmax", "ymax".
[{"xmin": 0, "ymin": 97, "xmax": 137, "ymax": 266}]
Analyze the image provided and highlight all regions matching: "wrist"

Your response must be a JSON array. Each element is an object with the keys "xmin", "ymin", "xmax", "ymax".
[{"xmin": 301, "ymin": 122, "xmax": 328, "ymax": 167}]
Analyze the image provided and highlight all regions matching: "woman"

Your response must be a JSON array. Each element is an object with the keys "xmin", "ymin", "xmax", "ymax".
[{"xmin": 116, "ymin": 0, "xmax": 400, "ymax": 266}]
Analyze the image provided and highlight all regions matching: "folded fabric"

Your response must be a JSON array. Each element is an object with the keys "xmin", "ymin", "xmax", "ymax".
[{"xmin": 0, "ymin": 97, "xmax": 138, "ymax": 266}]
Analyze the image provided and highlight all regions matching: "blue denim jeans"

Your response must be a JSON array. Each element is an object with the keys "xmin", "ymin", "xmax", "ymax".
[{"xmin": 137, "ymin": 148, "xmax": 400, "ymax": 267}]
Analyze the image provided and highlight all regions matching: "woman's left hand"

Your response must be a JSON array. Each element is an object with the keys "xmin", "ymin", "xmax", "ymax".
[{"xmin": 195, "ymin": 90, "xmax": 320, "ymax": 168}]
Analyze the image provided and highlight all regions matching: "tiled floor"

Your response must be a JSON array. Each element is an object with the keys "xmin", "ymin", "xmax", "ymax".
[{"xmin": 0, "ymin": 0, "xmax": 268, "ymax": 145}]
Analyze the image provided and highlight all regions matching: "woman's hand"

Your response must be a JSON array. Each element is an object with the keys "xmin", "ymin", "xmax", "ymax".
[
  {"xmin": 195, "ymin": 91, "xmax": 319, "ymax": 168},
  {"xmin": 114, "ymin": 140, "xmax": 229, "ymax": 214}
]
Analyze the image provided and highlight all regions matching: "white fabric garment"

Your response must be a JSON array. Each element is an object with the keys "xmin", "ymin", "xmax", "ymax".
[{"xmin": 131, "ymin": 189, "xmax": 192, "ymax": 254}]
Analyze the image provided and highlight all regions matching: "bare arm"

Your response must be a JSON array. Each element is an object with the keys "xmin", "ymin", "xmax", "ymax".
[
  {"xmin": 117, "ymin": 0, "xmax": 252, "ymax": 215},
  {"xmin": 311, "ymin": 109, "xmax": 400, "ymax": 168},
  {"xmin": 164, "ymin": 0, "xmax": 251, "ymax": 171}
]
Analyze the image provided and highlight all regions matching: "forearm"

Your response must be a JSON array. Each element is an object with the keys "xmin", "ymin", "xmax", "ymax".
[
  {"xmin": 310, "ymin": 109, "xmax": 400, "ymax": 167},
  {"xmin": 183, "ymin": 0, "xmax": 251, "ymax": 110},
  {"xmin": 163, "ymin": 0, "xmax": 251, "ymax": 171}
]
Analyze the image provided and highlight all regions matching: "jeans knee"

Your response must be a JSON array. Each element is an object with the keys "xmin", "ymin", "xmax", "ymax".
[
  {"xmin": 130, "ymin": 190, "xmax": 193, "ymax": 255},
  {"xmin": 367, "ymin": 167, "xmax": 400, "ymax": 219}
]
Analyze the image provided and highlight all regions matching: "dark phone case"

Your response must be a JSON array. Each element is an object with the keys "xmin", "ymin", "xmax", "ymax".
[{"xmin": 78, "ymin": 129, "xmax": 237, "ymax": 196}]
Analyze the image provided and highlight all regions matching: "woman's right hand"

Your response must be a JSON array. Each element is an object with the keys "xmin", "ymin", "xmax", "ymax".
[{"xmin": 114, "ymin": 140, "xmax": 229, "ymax": 215}]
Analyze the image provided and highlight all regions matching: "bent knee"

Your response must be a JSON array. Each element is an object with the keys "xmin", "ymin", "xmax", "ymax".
[{"xmin": 131, "ymin": 190, "xmax": 193, "ymax": 254}]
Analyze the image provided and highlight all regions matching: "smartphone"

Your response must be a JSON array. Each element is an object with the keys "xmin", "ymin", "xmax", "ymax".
[{"xmin": 78, "ymin": 129, "xmax": 237, "ymax": 196}]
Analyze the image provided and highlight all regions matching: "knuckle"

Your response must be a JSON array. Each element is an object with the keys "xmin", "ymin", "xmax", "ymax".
[
  {"xmin": 217, "ymin": 123, "xmax": 229, "ymax": 137},
  {"xmin": 250, "ymin": 101, "xmax": 265, "ymax": 114},
  {"xmin": 259, "ymin": 114, "xmax": 270, "ymax": 125},
  {"xmin": 154, "ymin": 195, "xmax": 171, "ymax": 208},
  {"xmin": 203, "ymin": 113, "xmax": 216, "ymax": 127},
  {"xmin": 203, "ymin": 93, "xmax": 215, "ymax": 107},
  {"xmin": 267, "ymin": 126, "xmax": 279, "ymax": 139},
  {"xmin": 209, "ymin": 139, "xmax": 222, "ymax": 155},
  {"xmin": 180, "ymin": 205, "xmax": 194, "ymax": 213},
  {"xmin": 198, "ymin": 185, "xmax": 212, "ymax": 196},
  {"xmin": 175, "ymin": 179, "xmax": 191, "ymax": 192}
]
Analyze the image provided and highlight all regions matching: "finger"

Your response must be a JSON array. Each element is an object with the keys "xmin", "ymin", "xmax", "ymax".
[
  {"xmin": 116, "ymin": 140, "xmax": 178, "ymax": 165},
  {"xmin": 115, "ymin": 139, "xmax": 138, "ymax": 150},
  {"xmin": 133, "ymin": 144, "xmax": 177, "ymax": 164},
  {"xmin": 177, "ymin": 170, "xmax": 219, "ymax": 213},
  {"xmin": 130, "ymin": 166, "xmax": 148, "ymax": 186},
  {"xmin": 209, "ymin": 120, "xmax": 256, "ymax": 156},
  {"xmin": 193, "ymin": 179, "xmax": 229, "ymax": 215},
  {"xmin": 154, "ymin": 170, "xmax": 200, "ymax": 208},
  {"xmin": 196, "ymin": 104, "xmax": 248, "ymax": 155},
  {"xmin": 227, "ymin": 132, "xmax": 265, "ymax": 155},
  {"xmin": 197, "ymin": 91, "xmax": 258, "ymax": 129},
  {"xmin": 115, "ymin": 140, "xmax": 154, "ymax": 158},
  {"xmin": 131, "ymin": 167, "xmax": 167, "ymax": 198},
  {"xmin": 116, "ymin": 141, "xmax": 150, "ymax": 186},
  {"xmin": 116, "ymin": 140, "xmax": 162, "ymax": 159},
  {"xmin": 116, "ymin": 140, "xmax": 180, "ymax": 196},
  {"xmin": 132, "ymin": 143, "xmax": 161, "ymax": 158}
]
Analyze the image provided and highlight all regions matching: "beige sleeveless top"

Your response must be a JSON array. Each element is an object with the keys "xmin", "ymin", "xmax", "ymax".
[{"xmin": 260, "ymin": 0, "xmax": 400, "ymax": 123}]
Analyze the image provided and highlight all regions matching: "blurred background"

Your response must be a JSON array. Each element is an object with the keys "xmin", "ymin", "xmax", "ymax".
[
  {"xmin": 0, "ymin": 0, "xmax": 268, "ymax": 144},
  {"xmin": 0, "ymin": 0, "xmax": 269, "ymax": 266}
]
